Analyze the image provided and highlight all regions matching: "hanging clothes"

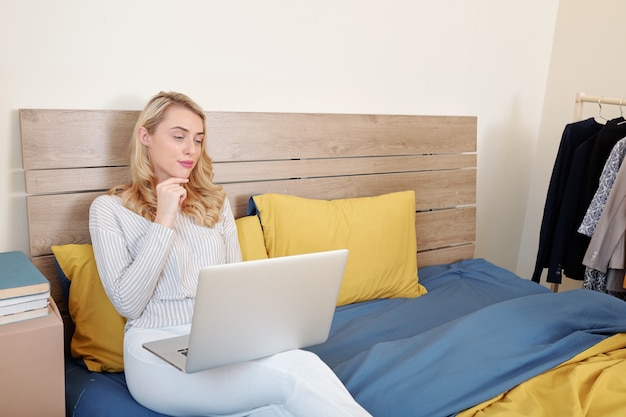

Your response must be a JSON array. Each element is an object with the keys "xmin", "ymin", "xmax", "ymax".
[
  {"xmin": 561, "ymin": 117, "xmax": 626, "ymax": 280},
  {"xmin": 532, "ymin": 118, "xmax": 602, "ymax": 283},
  {"xmin": 533, "ymin": 117, "xmax": 626, "ymax": 284}
]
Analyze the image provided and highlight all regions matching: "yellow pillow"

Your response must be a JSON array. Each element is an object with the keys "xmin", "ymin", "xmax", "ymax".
[
  {"xmin": 51, "ymin": 244, "xmax": 125, "ymax": 372},
  {"xmin": 236, "ymin": 215, "xmax": 269, "ymax": 261},
  {"xmin": 251, "ymin": 191, "xmax": 427, "ymax": 306}
]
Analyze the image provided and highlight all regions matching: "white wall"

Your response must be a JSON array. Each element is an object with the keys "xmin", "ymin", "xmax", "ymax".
[
  {"xmin": 1, "ymin": 0, "xmax": 559, "ymax": 274},
  {"xmin": 518, "ymin": 0, "xmax": 626, "ymax": 289}
]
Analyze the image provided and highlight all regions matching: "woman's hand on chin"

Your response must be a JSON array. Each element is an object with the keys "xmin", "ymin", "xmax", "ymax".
[{"xmin": 154, "ymin": 177, "xmax": 189, "ymax": 227}]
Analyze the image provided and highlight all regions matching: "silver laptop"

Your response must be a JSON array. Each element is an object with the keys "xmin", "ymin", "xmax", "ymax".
[{"xmin": 143, "ymin": 249, "xmax": 348, "ymax": 373}]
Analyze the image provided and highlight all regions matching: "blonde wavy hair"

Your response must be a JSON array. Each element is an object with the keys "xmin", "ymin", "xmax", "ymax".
[{"xmin": 109, "ymin": 91, "xmax": 226, "ymax": 227}]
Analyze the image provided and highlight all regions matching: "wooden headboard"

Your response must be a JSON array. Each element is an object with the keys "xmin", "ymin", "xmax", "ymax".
[{"xmin": 20, "ymin": 109, "xmax": 477, "ymax": 329}]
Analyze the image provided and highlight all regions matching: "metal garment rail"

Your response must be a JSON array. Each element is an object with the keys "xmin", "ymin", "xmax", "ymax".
[{"xmin": 573, "ymin": 92, "xmax": 625, "ymax": 122}]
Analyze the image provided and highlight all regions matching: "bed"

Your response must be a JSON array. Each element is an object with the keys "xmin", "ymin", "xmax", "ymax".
[{"xmin": 20, "ymin": 108, "xmax": 626, "ymax": 417}]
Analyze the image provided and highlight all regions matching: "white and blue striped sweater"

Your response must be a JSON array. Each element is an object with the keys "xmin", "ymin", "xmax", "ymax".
[{"xmin": 89, "ymin": 194, "xmax": 241, "ymax": 329}]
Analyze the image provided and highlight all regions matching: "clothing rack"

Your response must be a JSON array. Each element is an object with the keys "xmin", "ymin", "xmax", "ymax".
[
  {"xmin": 574, "ymin": 92, "xmax": 626, "ymax": 122},
  {"xmin": 549, "ymin": 92, "xmax": 626, "ymax": 293}
]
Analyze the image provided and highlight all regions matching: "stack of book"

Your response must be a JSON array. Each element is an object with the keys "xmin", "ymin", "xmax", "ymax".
[{"xmin": 0, "ymin": 251, "xmax": 50, "ymax": 325}]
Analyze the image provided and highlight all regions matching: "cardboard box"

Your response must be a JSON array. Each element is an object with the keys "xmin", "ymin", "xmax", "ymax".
[{"xmin": 0, "ymin": 298, "xmax": 64, "ymax": 417}]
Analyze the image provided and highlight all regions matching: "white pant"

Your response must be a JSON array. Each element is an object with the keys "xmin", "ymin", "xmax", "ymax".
[{"xmin": 124, "ymin": 324, "xmax": 372, "ymax": 417}]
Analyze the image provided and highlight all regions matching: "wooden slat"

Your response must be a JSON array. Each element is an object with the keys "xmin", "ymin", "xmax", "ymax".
[
  {"xmin": 417, "ymin": 244, "xmax": 475, "ymax": 267},
  {"xmin": 27, "ymin": 193, "xmax": 99, "ymax": 256},
  {"xmin": 25, "ymin": 167, "xmax": 130, "ymax": 194},
  {"xmin": 20, "ymin": 109, "xmax": 137, "ymax": 170},
  {"xmin": 222, "ymin": 170, "xmax": 476, "ymax": 218},
  {"xmin": 20, "ymin": 109, "xmax": 476, "ymax": 169},
  {"xmin": 206, "ymin": 112, "xmax": 477, "ymax": 161},
  {"xmin": 24, "ymin": 154, "xmax": 477, "ymax": 195},
  {"xmin": 416, "ymin": 207, "xmax": 476, "ymax": 251},
  {"xmin": 213, "ymin": 153, "xmax": 476, "ymax": 184}
]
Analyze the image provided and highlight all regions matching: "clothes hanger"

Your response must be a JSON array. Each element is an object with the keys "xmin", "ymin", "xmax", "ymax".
[
  {"xmin": 618, "ymin": 98, "xmax": 626, "ymax": 125},
  {"xmin": 597, "ymin": 97, "xmax": 608, "ymax": 122}
]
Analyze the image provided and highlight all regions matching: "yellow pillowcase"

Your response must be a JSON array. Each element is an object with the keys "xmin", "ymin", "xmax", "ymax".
[
  {"xmin": 251, "ymin": 191, "xmax": 427, "ymax": 306},
  {"xmin": 236, "ymin": 215, "xmax": 269, "ymax": 261},
  {"xmin": 51, "ymin": 244, "xmax": 125, "ymax": 372}
]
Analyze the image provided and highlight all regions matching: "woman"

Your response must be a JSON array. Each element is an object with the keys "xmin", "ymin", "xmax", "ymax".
[{"xmin": 89, "ymin": 91, "xmax": 371, "ymax": 417}]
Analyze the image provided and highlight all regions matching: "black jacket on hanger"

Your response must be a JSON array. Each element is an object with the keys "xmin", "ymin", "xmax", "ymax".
[
  {"xmin": 545, "ymin": 133, "xmax": 596, "ymax": 283},
  {"xmin": 532, "ymin": 118, "xmax": 602, "ymax": 283}
]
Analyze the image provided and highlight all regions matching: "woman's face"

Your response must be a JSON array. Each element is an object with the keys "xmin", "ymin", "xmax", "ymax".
[{"xmin": 139, "ymin": 105, "xmax": 204, "ymax": 183}]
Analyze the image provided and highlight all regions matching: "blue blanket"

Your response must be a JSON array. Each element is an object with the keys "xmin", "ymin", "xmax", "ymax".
[{"xmin": 307, "ymin": 259, "xmax": 626, "ymax": 417}]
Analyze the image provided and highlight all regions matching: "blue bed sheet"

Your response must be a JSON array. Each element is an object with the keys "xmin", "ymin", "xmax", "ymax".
[
  {"xmin": 64, "ymin": 259, "xmax": 626, "ymax": 417},
  {"xmin": 65, "ymin": 361, "xmax": 169, "ymax": 417}
]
